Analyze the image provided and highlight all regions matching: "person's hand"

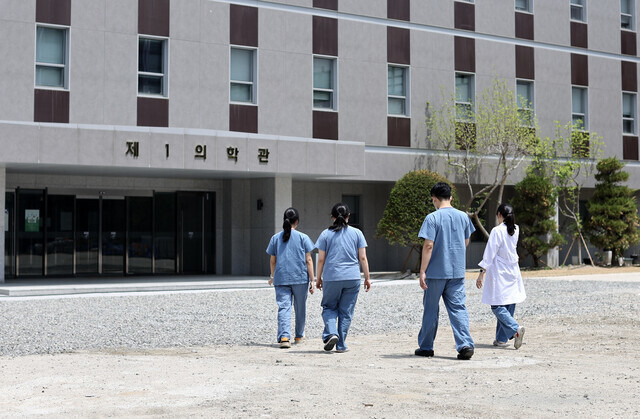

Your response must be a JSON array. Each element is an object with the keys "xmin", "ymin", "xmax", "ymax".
[
  {"xmin": 268, "ymin": 277, "xmax": 273, "ymax": 286},
  {"xmin": 419, "ymin": 271, "xmax": 428, "ymax": 290},
  {"xmin": 316, "ymin": 278, "xmax": 323, "ymax": 291},
  {"xmin": 309, "ymin": 281, "xmax": 315, "ymax": 295},
  {"xmin": 363, "ymin": 278, "xmax": 371, "ymax": 292},
  {"xmin": 476, "ymin": 277, "xmax": 483, "ymax": 289}
]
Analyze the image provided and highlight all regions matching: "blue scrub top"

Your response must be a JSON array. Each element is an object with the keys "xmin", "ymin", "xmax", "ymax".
[
  {"xmin": 418, "ymin": 207, "xmax": 475, "ymax": 279},
  {"xmin": 266, "ymin": 230, "xmax": 315, "ymax": 285},
  {"xmin": 315, "ymin": 226, "xmax": 367, "ymax": 282}
]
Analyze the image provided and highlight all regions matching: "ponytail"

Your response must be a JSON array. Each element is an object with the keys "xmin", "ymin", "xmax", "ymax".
[
  {"xmin": 282, "ymin": 207, "xmax": 299, "ymax": 242},
  {"xmin": 328, "ymin": 203, "xmax": 350, "ymax": 232},
  {"xmin": 497, "ymin": 203, "xmax": 516, "ymax": 236}
]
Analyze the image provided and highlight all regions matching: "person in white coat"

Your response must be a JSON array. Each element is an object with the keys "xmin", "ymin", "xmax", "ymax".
[{"xmin": 476, "ymin": 203, "xmax": 526, "ymax": 349}]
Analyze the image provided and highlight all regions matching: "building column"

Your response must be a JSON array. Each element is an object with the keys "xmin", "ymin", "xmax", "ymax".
[
  {"xmin": 0, "ymin": 166, "xmax": 5, "ymax": 282},
  {"xmin": 249, "ymin": 176, "xmax": 292, "ymax": 276},
  {"xmin": 546, "ymin": 197, "xmax": 560, "ymax": 268}
]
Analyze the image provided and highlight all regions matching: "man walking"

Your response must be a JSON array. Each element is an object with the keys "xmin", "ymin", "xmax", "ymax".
[{"xmin": 415, "ymin": 182, "xmax": 476, "ymax": 360}]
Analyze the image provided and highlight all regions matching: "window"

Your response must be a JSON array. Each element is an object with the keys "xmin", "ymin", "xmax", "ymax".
[
  {"xmin": 341, "ymin": 195, "xmax": 361, "ymax": 230},
  {"xmin": 138, "ymin": 37, "xmax": 168, "ymax": 96},
  {"xmin": 515, "ymin": 0, "xmax": 532, "ymax": 13},
  {"xmin": 516, "ymin": 80, "xmax": 534, "ymax": 126},
  {"xmin": 455, "ymin": 73, "xmax": 475, "ymax": 121},
  {"xmin": 572, "ymin": 86, "xmax": 588, "ymax": 130},
  {"xmin": 621, "ymin": 0, "xmax": 635, "ymax": 30},
  {"xmin": 571, "ymin": 0, "xmax": 586, "ymax": 22},
  {"xmin": 313, "ymin": 57, "xmax": 336, "ymax": 110},
  {"xmin": 388, "ymin": 66, "xmax": 409, "ymax": 116},
  {"xmin": 230, "ymin": 47, "xmax": 257, "ymax": 103},
  {"xmin": 35, "ymin": 26, "xmax": 68, "ymax": 89},
  {"xmin": 623, "ymin": 92, "xmax": 636, "ymax": 134}
]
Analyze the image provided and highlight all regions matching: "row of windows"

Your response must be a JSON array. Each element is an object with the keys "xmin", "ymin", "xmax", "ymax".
[
  {"xmin": 34, "ymin": 24, "xmax": 638, "ymax": 135},
  {"xmin": 460, "ymin": 0, "xmax": 636, "ymax": 31}
]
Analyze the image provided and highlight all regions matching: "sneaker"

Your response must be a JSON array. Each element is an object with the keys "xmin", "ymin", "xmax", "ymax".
[
  {"xmin": 294, "ymin": 337, "xmax": 305, "ymax": 345},
  {"xmin": 335, "ymin": 348, "xmax": 350, "ymax": 353},
  {"xmin": 493, "ymin": 340, "xmax": 509, "ymax": 347},
  {"xmin": 414, "ymin": 348, "xmax": 434, "ymax": 357},
  {"xmin": 457, "ymin": 346, "xmax": 474, "ymax": 360},
  {"xmin": 323, "ymin": 335, "xmax": 338, "ymax": 351},
  {"xmin": 513, "ymin": 327, "xmax": 525, "ymax": 349},
  {"xmin": 279, "ymin": 337, "xmax": 291, "ymax": 349}
]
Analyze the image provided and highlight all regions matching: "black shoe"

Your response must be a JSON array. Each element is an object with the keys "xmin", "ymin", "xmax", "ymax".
[
  {"xmin": 457, "ymin": 346, "xmax": 474, "ymax": 360},
  {"xmin": 414, "ymin": 348, "xmax": 434, "ymax": 357},
  {"xmin": 323, "ymin": 335, "xmax": 338, "ymax": 351}
]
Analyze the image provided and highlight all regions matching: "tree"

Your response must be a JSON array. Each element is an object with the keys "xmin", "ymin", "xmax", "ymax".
[
  {"xmin": 539, "ymin": 122, "xmax": 604, "ymax": 265},
  {"xmin": 512, "ymin": 170, "xmax": 566, "ymax": 267},
  {"xmin": 376, "ymin": 170, "xmax": 458, "ymax": 271},
  {"xmin": 585, "ymin": 157, "xmax": 640, "ymax": 260},
  {"xmin": 426, "ymin": 77, "xmax": 538, "ymax": 239}
]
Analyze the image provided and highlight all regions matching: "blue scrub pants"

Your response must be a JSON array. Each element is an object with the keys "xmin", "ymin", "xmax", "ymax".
[
  {"xmin": 275, "ymin": 283, "xmax": 309, "ymax": 342},
  {"xmin": 491, "ymin": 304, "xmax": 519, "ymax": 343},
  {"xmin": 320, "ymin": 280, "xmax": 361, "ymax": 351},
  {"xmin": 418, "ymin": 278, "xmax": 474, "ymax": 352}
]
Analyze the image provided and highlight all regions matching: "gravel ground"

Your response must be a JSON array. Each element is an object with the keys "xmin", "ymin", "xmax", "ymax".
[
  {"xmin": 0, "ymin": 275, "xmax": 638, "ymax": 357},
  {"xmin": 1, "ymin": 274, "xmax": 639, "ymax": 417}
]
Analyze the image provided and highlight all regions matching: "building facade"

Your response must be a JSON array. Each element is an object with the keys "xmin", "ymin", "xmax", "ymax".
[{"xmin": 1, "ymin": 0, "xmax": 639, "ymax": 281}]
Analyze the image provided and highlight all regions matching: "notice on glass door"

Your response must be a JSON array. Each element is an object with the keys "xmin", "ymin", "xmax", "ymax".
[
  {"xmin": 25, "ymin": 209, "xmax": 39, "ymax": 232},
  {"xmin": 4, "ymin": 209, "xmax": 7, "ymax": 231}
]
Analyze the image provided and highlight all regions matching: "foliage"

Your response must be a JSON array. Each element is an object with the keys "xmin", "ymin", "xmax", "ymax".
[
  {"xmin": 426, "ymin": 77, "xmax": 539, "ymax": 239},
  {"xmin": 376, "ymin": 170, "xmax": 458, "ymax": 248},
  {"xmin": 531, "ymin": 122, "xmax": 604, "ymax": 265},
  {"xmin": 512, "ymin": 171, "xmax": 566, "ymax": 267},
  {"xmin": 585, "ymin": 157, "xmax": 640, "ymax": 259}
]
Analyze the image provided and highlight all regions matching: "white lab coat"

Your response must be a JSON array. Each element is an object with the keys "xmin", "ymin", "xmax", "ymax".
[{"xmin": 478, "ymin": 223, "xmax": 526, "ymax": 306}]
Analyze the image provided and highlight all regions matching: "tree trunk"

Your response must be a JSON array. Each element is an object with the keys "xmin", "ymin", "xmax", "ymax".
[{"xmin": 470, "ymin": 212, "xmax": 490, "ymax": 240}]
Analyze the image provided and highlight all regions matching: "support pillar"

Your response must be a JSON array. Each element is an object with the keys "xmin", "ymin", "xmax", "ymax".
[{"xmin": 546, "ymin": 196, "xmax": 560, "ymax": 268}]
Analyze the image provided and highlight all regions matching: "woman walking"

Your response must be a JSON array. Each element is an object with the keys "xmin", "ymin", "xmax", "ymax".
[
  {"xmin": 266, "ymin": 207, "xmax": 316, "ymax": 348},
  {"xmin": 476, "ymin": 203, "xmax": 526, "ymax": 349},
  {"xmin": 315, "ymin": 203, "xmax": 371, "ymax": 353}
]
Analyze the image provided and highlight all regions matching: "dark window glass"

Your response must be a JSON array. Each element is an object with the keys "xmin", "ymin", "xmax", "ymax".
[
  {"xmin": 102, "ymin": 199, "xmax": 125, "ymax": 274},
  {"xmin": 76, "ymin": 199, "xmax": 99, "ymax": 275},
  {"xmin": 128, "ymin": 197, "xmax": 153, "ymax": 274},
  {"xmin": 154, "ymin": 192, "xmax": 176, "ymax": 273}
]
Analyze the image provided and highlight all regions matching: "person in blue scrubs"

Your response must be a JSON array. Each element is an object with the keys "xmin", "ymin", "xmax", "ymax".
[
  {"xmin": 315, "ymin": 203, "xmax": 371, "ymax": 353},
  {"xmin": 266, "ymin": 207, "xmax": 316, "ymax": 349},
  {"xmin": 415, "ymin": 182, "xmax": 476, "ymax": 360}
]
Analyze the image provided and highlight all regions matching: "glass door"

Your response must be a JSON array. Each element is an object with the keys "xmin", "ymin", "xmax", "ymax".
[
  {"xmin": 177, "ymin": 192, "xmax": 215, "ymax": 274},
  {"xmin": 127, "ymin": 196, "xmax": 152, "ymax": 274},
  {"xmin": 46, "ymin": 195, "xmax": 74, "ymax": 276},
  {"xmin": 154, "ymin": 192, "xmax": 176, "ymax": 273},
  {"xmin": 102, "ymin": 198, "xmax": 125, "ymax": 274},
  {"xmin": 17, "ymin": 189, "xmax": 45, "ymax": 276},
  {"xmin": 76, "ymin": 198, "xmax": 99, "ymax": 275},
  {"xmin": 4, "ymin": 192, "xmax": 14, "ymax": 278}
]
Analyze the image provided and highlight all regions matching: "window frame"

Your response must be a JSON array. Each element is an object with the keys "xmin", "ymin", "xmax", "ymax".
[
  {"xmin": 34, "ymin": 24, "xmax": 70, "ymax": 90},
  {"xmin": 516, "ymin": 79, "xmax": 535, "ymax": 127},
  {"xmin": 137, "ymin": 35, "xmax": 169, "ymax": 98},
  {"xmin": 571, "ymin": 86, "xmax": 589, "ymax": 131},
  {"xmin": 621, "ymin": 0, "xmax": 635, "ymax": 31},
  {"xmin": 229, "ymin": 46, "xmax": 258, "ymax": 105},
  {"xmin": 570, "ymin": 0, "xmax": 587, "ymax": 23},
  {"xmin": 313, "ymin": 55, "xmax": 338, "ymax": 111},
  {"xmin": 623, "ymin": 91, "xmax": 637, "ymax": 135},
  {"xmin": 387, "ymin": 64, "xmax": 410, "ymax": 117},
  {"xmin": 455, "ymin": 72, "xmax": 475, "ymax": 122},
  {"xmin": 515, "ymin": 0, "xmax": 533, "ymax": 13}
]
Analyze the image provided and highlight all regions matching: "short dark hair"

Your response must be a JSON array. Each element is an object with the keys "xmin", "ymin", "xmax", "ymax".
[{"xmin": 430, "ymin": 182, "xmax": 452, "ymax": 200}]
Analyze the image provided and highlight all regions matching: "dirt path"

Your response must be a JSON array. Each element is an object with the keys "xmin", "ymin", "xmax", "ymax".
[{"xmin": 1, "ymin": 313, "xmax": 638, "ymax": 418}]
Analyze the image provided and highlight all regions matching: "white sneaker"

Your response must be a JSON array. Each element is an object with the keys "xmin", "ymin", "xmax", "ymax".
[
  {"xmin": 513, "ymin": 327, "xmax": 525, "ymax": 349},
  {"xmin": 335, "ymin": 348, "xmax": 350, "ymax": 353},
  {"xmin": 493, "ymin": 340, "xmax": 508, "ymax": 347}
]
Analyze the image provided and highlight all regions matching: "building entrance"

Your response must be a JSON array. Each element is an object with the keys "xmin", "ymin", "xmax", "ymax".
[{"xmin": 4, "ymin": 190, "xmax": 215, "ymax": 278}]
